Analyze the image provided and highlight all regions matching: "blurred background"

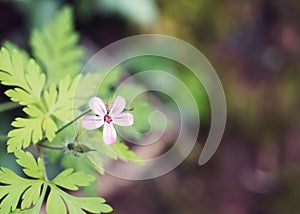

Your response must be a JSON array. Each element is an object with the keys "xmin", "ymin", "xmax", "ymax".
[{"xmin": 0, "ymin": 0, "xmax": 300, "ymax": 213}]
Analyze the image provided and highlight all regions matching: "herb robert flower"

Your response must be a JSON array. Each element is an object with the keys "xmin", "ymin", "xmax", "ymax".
[{"xmin": 82, "ymin": 96, "xmax": 134, "ymax": 144}]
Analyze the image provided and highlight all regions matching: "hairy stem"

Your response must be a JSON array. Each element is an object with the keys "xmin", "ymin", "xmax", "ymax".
[
  {"xmin": 37, "ymin": 143, "xmax": 65, "ymax": 150},
  {"xmin": 55, "ymin": 109, "xmax": 92, "ymax": 135}
]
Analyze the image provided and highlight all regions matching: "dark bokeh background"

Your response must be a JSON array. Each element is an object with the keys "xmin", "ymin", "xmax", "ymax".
[{"xmin": 0, "ymin": 0, "xmax": 300, "ymax": 214}]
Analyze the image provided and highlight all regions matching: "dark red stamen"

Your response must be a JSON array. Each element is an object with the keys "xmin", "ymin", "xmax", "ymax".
[{"xmin": 104, "ymin": 115, "xmax": 113, "ymax": 123}]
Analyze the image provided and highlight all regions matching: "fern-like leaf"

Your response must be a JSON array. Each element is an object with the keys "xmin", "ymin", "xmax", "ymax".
[
  {"xmin": 51, "ymin": 168, "xmax": 95, "ymax": 191},
  {"xmin": 7, "ymin": 73, "xmax": 82, "ymax": 152},
  {"xmin": 14, "ymin": 150, "xmax": 45, "ymax": 179},
  {"xmin": 46, "ymin": 185, "xmax": 112, "ymax": 214},
  {"xmin": 109, "ymin": 141, "xmax": 145, "ymax": 166},
  {"xmin": 0, "ymin": 151, "xmax": 112, "ymax": 214},
  {"xmin": 7, "ymin": 104, "xmax": 58, "ymax": 152},
  {"xmin": 0, "ymin": 151, "xmax": 45, "ymax": 213},
  {"xmin": 30, "ymin": 6, "xmax": 84, "ymax": 85},
  {"xmin": 45, "ymin": 75, "xmax": 80, "ymax": 121},
  {"xmin": 0, "ymin": 169, "xmax": 45, "ymax": 213},
  {"xmin": 0, "ymin": 47, "xmax": 46, "ymax": 105}
]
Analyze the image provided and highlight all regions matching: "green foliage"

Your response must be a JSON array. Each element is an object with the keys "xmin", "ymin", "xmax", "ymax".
[
  {"xmin": 52, "ymin": 168, "xmax": 95, "ymax": 191},
  {"xmin": 44, "ymin": 75, "xmax": 80, "ymax": 121},
  {"xmin": 7, "ymin": 104, "xmax": 57, "ymax": 152},
  {"xmin": 1, "ymin": 42, "xmax": 81, "ymax": 152},
  {"xmin": 0, "ymin": 5, "xmax": 146, "ymax": 214},
  {"xmin": 0, "ymin": 151, "xmax": 46, "ymax": 213},
  {"xmin": 5, "ymin": 74, "xmax": 80, "ymax": 152},
  {"xmin": 0, "ymin": 47, "xmax": 45, "ymax": 106},
  {"xmin": 109, "ymin": 141, "xmax": 145, "ymax": 165},
  {"xmin": 0, "ymin": 168, "xmax": 44, "ymax": 213},
  {"xmin": 58, "ymin": 130, "xmax": 145, "ymax": 177},
  {"xmin": 14, "ymin": 150, "xmax": 45, "ymax": 179},
  {"xmin": 0, "ymin": 6, "xmax": 86, "ymax": 153},
  {"xmin": 47, "ymin": 185, "xmax": 112, "ymax": 214},
  {"xmin": 30, "ymin": 6, "xmax": 84, "ymax": 86},
  {"xmin": 83, "ymin": 134, "xmax": 145, "ymax": 174},
  {"xmin": 0, "ymin": 151, "xmax": 112, "ymax": 214}
]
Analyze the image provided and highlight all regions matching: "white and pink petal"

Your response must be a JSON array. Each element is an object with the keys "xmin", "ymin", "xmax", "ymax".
[
  {"xmin": 89, "ymin": 96, "xmax": 107, "ymax": 116},
  {"xmin": 112, "ymin": 113, "xmax": 134, "ymax": 126},
  {"xmin": 103, "ymin": 123, "xmax": 117, "ymax": 144},
  {"xmin": 109, "ymin": 96, "xmax": 126, "ymax": 115},
  {"xmin": 82, "ymin": 115, "xmax": 104, "ymax": 130}
]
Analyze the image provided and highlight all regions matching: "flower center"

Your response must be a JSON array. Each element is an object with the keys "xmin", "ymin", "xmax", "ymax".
[{"xmin": 104, "ymin": 114, "xmax": 113, "ymax": 123}]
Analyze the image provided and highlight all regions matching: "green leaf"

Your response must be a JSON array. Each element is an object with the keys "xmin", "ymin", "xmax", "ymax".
[
  {"xmin": 14, "ymin": 150, "xmax": 45, "ymax": 179},
  {"xmin": 47, "ymin": 185, "xmax": 113, "ymax": 214},
  {"xmin": 12, "ymin": 184, "xmax": 46, "ymax": 214},
  {"xmin": 20, "ymin": 182, "xmax": 42, "ymax": 209},
  {"xmin": 7, "ymin": 104, "xmax": 58, "ymax": 152},
  {"xmin": 30, "ymin": 6, "xmax": 84, "ymax": 86},
  {"xmin": 0, "ymin": 168, "xmax": 44, "ymax": 213},
  {"xmin": 43, "ymin": 116, "xmax": 58, "ymax": 140},
  {"xmin": 109, "ymin": 141, "xmax": 145, "ymax": 166},
  {"xmin": 46, "ymin": 189, "xmax": 67, "ymax": 214},
  {"xmin": 85, "ymin": 151, "xmax": 105, "ymax": 175},
  {"xmin": 2, "ymin": 41, "xmax": 29, "ymax": 56},
  {"xmin": 52, "ymin": 168, "xmax": 95, "ymax": 191},
  {"xmin": 0, "ymin": 151, "xmax": 46, "ymax": 213},
  {"xmin": 80, "ymin": 131, "xmax": 144, "ymax": 172},
  {"xmin": 8, "ymin": 75, "xmax": 80, "ymax": 151},
  {"xmin": 60, "ymin": 153, "xmax": 100, "ymax": 195},
  {"xmin": 7, "ymin": 117, "xmax": 43, "ymax": 152},
  {"xmin": 45, "ymin": 75, "xmax": 80, "ymax": 121},
  {"xmin": 0, "ymin": 150, "xmax": 111, "ymax": 214},
  {"xmin": 0, "ymin": 46, "xmax": 58, "ymax": 152},
  {"xmin": 0, "ymin": 48, "xmax": 29, "ymax": 91},
  {"xmin": 0, "ymin": 47, "xmax": 46, "ymax": 105},
  {"xmin": 75, "ymin": 131, "xmax": 109, "ymax": 174},
  {"xmin": 2, "ymin": 53, "xmax": 80, "ymax": 152}
]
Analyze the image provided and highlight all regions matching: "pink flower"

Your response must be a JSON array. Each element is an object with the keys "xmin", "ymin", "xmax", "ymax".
[{"xmin": 82, "ymin": 96, "xmax": 134, "ymax": 144}]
